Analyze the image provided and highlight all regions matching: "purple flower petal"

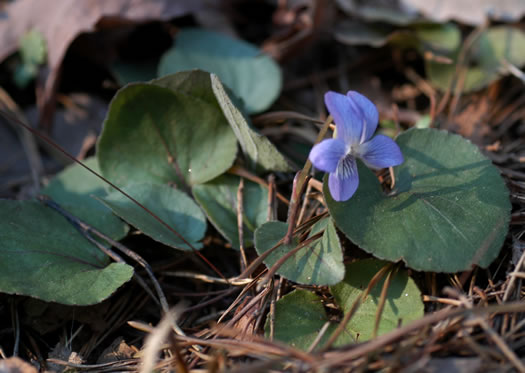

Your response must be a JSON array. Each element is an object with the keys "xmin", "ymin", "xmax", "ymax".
[
  {"xmin": 346, "ymin": 91, "xmax": 379, "ymax": 143},
  {"xmin": 328, "ymin": 156, "xmax": 359, "ymax": 201},
  {"xmin": 309, "ymin": 138, "xmax": 346, "ymax": 173},
  {"xmin": 325, "ymin": 91, "xmax": 363, "ymax": 144},
  {"xmin": 357, "ymin": 134, "xmax": 404, "ymax": 170}
]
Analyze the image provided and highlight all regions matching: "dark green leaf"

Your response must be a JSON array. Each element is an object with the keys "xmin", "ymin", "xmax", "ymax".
[
  {"xmin": 211, "ymin": 74, "xmax": 292, "ymax": 172},
  {"xmin": 97, "ymin": 83, "xmax": 237, "ymax": 188},
  {"xmin": 42, "ymin": 157, "xmax": 128, "ymax": 240},
  {"xmin": 0, "ymin": 200, "xmax": 133, "ymax": 305},
  {"xmin": 326, "ymin": 128, "xmax": 510, "ymax": 272},
  {"xmin": 100, "ymin": 183, "xmax": 206, "ymax": 250},
  {"xmin": 192, "ymin": 174, "xmax": 268, "ymax": 249},
  {"xmin": 112, "ymin": 59, "xmax": 158, "ymax": 85}
]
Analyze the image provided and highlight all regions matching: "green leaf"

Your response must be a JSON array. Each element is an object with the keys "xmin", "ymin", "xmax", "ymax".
[
  {"xmin": 266, "ymin": 259, "xmax": 423, "ymax": 350},
  {"xmin": 158, "ymin": 28, "xmax": 282, "ymax": 114},
  {"xmin": 153, "ymin": 70, "xmax": 219, "ymax": 105},
  {"xmin": 14, "ymin": 29, "xmax": 47, "ymax": 88},
  {"xmin": 112, "ymin": 59, "xmax": 158, "ymax": 85},
  {"xmin": 426, "ymin": 26, "xmax": 525, "ymax": 92},
  {"xmin": 192, "ymin": 174, "xmax": 268, "ymax": 249},
  {"xmin": 42, "ymin": 157, "xmax": 128, "ymax": 240},
  {"xmin": 265, "ymin": 289, "xmax": 337, "ymax": 350},
  {"xmin": 330, "ymin": 259, "xmax": 424, "ymax": 342},
  {"xmin": 97, "ymin": 83, "xmax": 237, "ymax": 188},
  {"xmin": 19, "ymin": 29, "xmax": 46, "ymax": 65},
  {"xmin": 14, "ymin": 63, "xmax": 38, "ymax": 89},
  {"xmin": 99, "ymin": 183, "xmax": 206, "ymax": 250},
  {"xmin": 334, "ymin": 20, "xmax": 395, "ymax": 47},
  {"xmin": 326, "ymin": 128, "xmax": 510, "ymax": 272},
  {"xmin": 254, "ymin": 219, "xmax": 345, "ymax": 285},
  {"xmin": 0, "ymin": 200, "xmax": 133, "ymax": 305},
  {"xmin": 413, "ymin": 23, "xmax": 461, "ymax": 55},
  {"xmin": 211, "ymin": 74, "xmax": 292, "ymax": 172}
]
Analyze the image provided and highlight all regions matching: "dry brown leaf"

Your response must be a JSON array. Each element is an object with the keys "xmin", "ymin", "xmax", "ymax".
[
  {"xmin": 451, "ymin": 96, "xmax": 491, "ymax": 145},
  {"xmin": 97, "ymin": 337, "xmax": 137, "ymax": 364},
  {"xmin": 0, "ymin": 0, "xmax": 202, "ymax": 126},
  {"xmin": 0, "ymin": 357, "xmax": 38, "ymax": 373}
]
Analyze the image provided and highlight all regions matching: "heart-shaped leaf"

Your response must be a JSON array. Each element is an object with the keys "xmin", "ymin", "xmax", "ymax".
[
  {"xmin": 330, "ymin": 259, "xmax": 424, "ymax": 342},
  {"xmin": 192, "ymin": 174, "xmax": 268, "ymax": 249},
  {"xmin": 265, "ymin": 289, "xmax": 340, "ymax": 350},
  {"xmin": 211, "ymin": 74, "xmax": 292, "ymax": 172},
  {"xmin": 97, "ymin": 82, "xmax": 237, "ymax": 188},
  {"xmin": 326, "ymin": 128, "xmax": 510, "ymax": 272},
  {"xmin": 254, "ymin": 218, "xmax": 344, "ymax": 285},
  {"xmin": 266, "ymin": 259, "xmax": 423, "ymax": 350},
  {"xmin": 158, "ymin": 28, "xmax": 282, "ymax": 114},
  {"xmin": 99, "ymin": 183, "xmax": 206, "ymax": 250},
  {"xmin": 0, "ymin": 200, "xmax": 133, "ymax": 305},
  {"xmin": 42, "ymin": 157, "xmax": 128, "ymax": 240}
]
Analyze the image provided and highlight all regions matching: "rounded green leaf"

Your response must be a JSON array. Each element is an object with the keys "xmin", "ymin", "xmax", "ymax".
[
  {"xmin": 265, "ymin": 289, "xmax": 335, "ymax": 351},
  {"xmin": 266, "ymin": 259, "xmax": 423, "ymax": 349},
  {"xmin": 413, "ymin": 23, "xmax": 461, "ymax": 55},
  {"xmin": 42, "ymin": 157, "xmax": 128, "ymax": 240},
  {"xmin": 154, "ymin": 71, "xmax": 291, "ymax": 172},
  {"xmin": 0, "ymin": 200, "xmax": 133, "ymax": 305},
  {"xmin": 99, "ymin": 183, "xmax": 206, "ymax": 250},
  {"xmin": 330, "ymin": 259, "xmax": 424, "ymax": 342},
  {"xmin": 426, "ymin": 26, "xmax": 525, "ymax": 92},
  {"xmin": 254, "ymin": 219, "xmax": 344, "ymax": 285},
  {"xmin": 97, "ymin": 83, "xmax": 237, "ymax": 188},
  {"xmin": 192, "ymin": 174, "xmax": 268, "ymax": 249},
  {"xmin": 158, "ymin": 28, "xmax": 282, "ymax": 114},
  {"xmin": 326, "ymin": 128, "xmax": 510, "ymax": 272}
]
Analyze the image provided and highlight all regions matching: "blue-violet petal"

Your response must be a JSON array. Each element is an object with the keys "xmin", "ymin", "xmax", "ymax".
[
  {"xmin": 329, "ymin": 156, "xmax": 359, "ymax": 201},
  {"xmin": 309, "ymin": 138, "xmax": 346, "ymax": 173},
  {"xmin": 358, "ymin": 134, "xmax": 404, "ymax": 170},
  {"xmin": 347, "ymin": 91, "xmax": 379, "ymax": 143},
  {"xmin": 325, "ymin": 91, "xmax": 363, "ymax": 144}
]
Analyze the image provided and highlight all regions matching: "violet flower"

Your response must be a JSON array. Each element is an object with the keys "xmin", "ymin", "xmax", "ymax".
[{"xmin": 309, "ymin": 91, "xmax": 404, "ymax": 202}]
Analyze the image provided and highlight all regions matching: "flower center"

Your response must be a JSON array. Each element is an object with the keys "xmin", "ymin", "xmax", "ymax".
[{"xmin": 335, "ymin": 153, "xmax": 356, "ymax": 179}]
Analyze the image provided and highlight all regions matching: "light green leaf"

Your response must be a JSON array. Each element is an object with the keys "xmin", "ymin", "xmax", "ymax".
[
  {"xmin": 99, "ymin": 183, "xmax": 206, "ymax": 250},
  {"xmin": 15, "ymin": 29, "xmax": 47, "ymax": 88},
  {"xmin": 330, "ymin": 259, "xmax": 424, "ymax": 342},
  {"xmin": 426, "ymin": 26, "xmax": 525, "ymax": 92},
  {"xmin": 42, "ymin": 157, "xmax": 128, "ymax": 240},
  {"xmin": 97, "ymin": 83, "xmax": 237, "ymax": 187},
  {"xmin": 192, "ymin": 174, "xmax": 268, "ymax": 249},
  {"xmin": 0, "ymin": 200, "xmax": 133, "ymax": 305},
  {"xmin": 158, "ymin": 28, "xmax": 282, "ymax": 114},
  {"xmin": 326, "ymin": 128, "xmax": 510, "ymax": 272},
  {"xmin": 266, "ymin": 259, "xmax": 423, "ymax": 350},
  {"xmin": 254, "ymin": 219, "xmax": 344, "ymax": 285},
  {"xmin": 211, "ymin": 74, "xmax": 292, "ymax": 172},
  {"xmin": 265, "ymin": 289, "xmax": 338, "ymax": 350},
  {"xmin": 19, "ymin": 29, "xmax": 46, "ymax": 65},
  {"xmin": 414, "ymin": 23, "xmax": 461, "ymax": 55}
]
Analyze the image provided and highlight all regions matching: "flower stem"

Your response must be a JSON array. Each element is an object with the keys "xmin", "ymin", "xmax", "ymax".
[{"xmin": 284, "ymin": 115, "xmax": 332, "ymax": 244}]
